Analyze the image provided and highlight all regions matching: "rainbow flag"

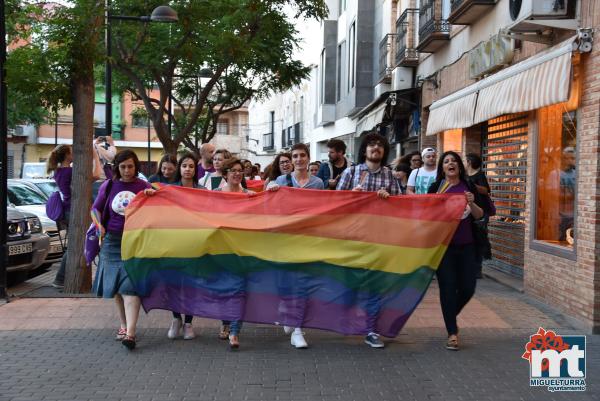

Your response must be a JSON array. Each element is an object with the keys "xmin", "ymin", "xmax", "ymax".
[{"xmin": 122, "ymin": 186, "xmax": 465, "ymax": 337}]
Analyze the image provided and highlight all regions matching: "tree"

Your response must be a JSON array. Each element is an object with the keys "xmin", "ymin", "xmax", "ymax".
[
  {"xmin": 7, "ymin": 0, "xmax": 105, "ymax": 293},
  {"xmin": 109, "ymin": 0, "xmax": 327, "ymax": 155}
]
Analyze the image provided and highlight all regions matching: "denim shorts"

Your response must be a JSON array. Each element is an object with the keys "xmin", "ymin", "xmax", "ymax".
[{"xmin": 92, "ymin": 233, "xmax": 137, "ymax": 298}]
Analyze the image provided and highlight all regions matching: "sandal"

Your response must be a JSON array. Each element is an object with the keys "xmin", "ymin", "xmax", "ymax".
[
  {"xmin": 115, "ymin": 328, "xmax": 127, "ymax": 341},
  {"xmin": 228, "ymin": 335, "xmax": 239, "ymax": 350},
  {"xmin": 122, "ymin": 335, "xmax": 136, "ymax": 350},
  {"xmin": 218, "ymin": 324, "xmax": 230, "ymax": 340},
  {"xmin": 446, "ymin": 335, "xmax": 459, "ymax": 351}
]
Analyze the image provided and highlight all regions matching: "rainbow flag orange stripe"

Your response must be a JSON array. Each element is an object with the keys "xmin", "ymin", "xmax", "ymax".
[{"xmin": 123, "ymin": 186, "xmax": 465, "ymax": 337}]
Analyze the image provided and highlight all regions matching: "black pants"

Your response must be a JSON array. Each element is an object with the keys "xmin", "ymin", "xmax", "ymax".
[
  {"xmin": 436, "ymin": 243, "xmax": 477, "ymax": 336},
  {"xmin": 172, "ymin": 313, "xmax": 193, "ymax": 324},
  {"xmin": 54, "ymin": 214, "xmax": 69, "ymax": 285}
]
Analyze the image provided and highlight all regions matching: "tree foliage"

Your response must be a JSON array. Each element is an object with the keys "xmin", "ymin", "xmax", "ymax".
[
  {"xmin": 8, "ymin": 0, "xmax": 106, "ymax": 293},
  {"xmin": 109, "ymin": 0, "xmax": 327, "ymax": 154}
]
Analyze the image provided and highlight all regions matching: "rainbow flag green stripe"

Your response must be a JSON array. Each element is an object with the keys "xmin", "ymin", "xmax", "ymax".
[{"xmin": 123, "ymin": 186, "xmax": 465, "ymax": 337}]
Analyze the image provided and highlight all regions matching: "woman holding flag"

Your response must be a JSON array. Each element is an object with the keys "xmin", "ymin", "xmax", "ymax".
[
  {"xmin": 427, "ymin": 151, "xmax": 484, "ymax": 351},
  {"xmin": 213, "ymin": 158, "xmax": 256, "ymax": 349},
  {"xmin": 92, "ymin": 150, "xmax": 154, "ymax": 350},
  {"xmin": 166, "ymin": 152, "xmax": 204, "ymax": 341}
]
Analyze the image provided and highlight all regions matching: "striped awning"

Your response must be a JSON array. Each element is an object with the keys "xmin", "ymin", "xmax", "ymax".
[
  {"xmin": 355, "ymin": 103, "xmax": 388, "ymax": 135},
  {"xmin": 426, "ymin": 36, "xmax": 577, "ymax": 136}
]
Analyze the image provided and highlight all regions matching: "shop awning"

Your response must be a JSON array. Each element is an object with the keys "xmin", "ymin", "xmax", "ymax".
[
  {"xmin": 355, "ymin": 103, "xmax": 388, "ymax": 135},
  {"xmin": 426, "ymin": 36, "xmax": 577, "ymax": 136}
]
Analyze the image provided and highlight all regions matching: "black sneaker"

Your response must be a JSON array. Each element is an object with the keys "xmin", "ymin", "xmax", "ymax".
[
  {"xmin": 51, "ymin": 281, "xmax": 64, "ymax": 289},
  {"xmin": 364, "ymin": 333, "xmax": 385, "ymax": 348}
]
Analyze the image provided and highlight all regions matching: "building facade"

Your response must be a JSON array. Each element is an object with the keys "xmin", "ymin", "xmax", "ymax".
[
  {"xmin": 9, "ymin": 87, "xmax": 248, "ymax": 177},
  {"xmin": 248, "ymin": 0, "xmax": 600, "ymax": 332},
  {"xmin": 418, "ymin": 0, "xmax": 599, "ymax": 333}
]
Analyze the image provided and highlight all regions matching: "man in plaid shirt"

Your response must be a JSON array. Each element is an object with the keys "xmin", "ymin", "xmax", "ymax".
[
  {"xmin": 336, "ymin": 132, "xmax": 400, "ymax": 198},
  {"xmin": 336, "ymin": 132, "xmax": 400, "ymax": 348}
]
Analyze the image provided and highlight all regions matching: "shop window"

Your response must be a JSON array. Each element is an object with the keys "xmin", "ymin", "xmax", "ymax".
[
  {"xmin": 442, "ymin": 129, "xmax": 462, "ymax": 153},
  {"xmin": 534, "ymin": 62, "xmax": 580, "ymax": 249}
]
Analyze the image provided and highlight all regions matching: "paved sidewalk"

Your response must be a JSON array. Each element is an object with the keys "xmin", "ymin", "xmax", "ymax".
[{"xmin": 0, "ymin": 278, "xmax": 598, "ymax": 401}]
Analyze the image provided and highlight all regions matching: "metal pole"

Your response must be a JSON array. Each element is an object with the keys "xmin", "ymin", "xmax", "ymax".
[
  {"xmin": 1, "ymin": 0, "xmax": 9, "ymax": 300},
  {"xmin": 54, "ymin": 108, "xmax": 58, "ymax": 146},
  {"xmin": 105, "ymin": 0, "xmax": 112, "ymax": 138},
  {"xmin": 147, "ymin": 88, "xmax": 151, "ymax": 174},
  {"xmin": 168, "ymin": 90, "xmax": 172, "ymax": 138}
]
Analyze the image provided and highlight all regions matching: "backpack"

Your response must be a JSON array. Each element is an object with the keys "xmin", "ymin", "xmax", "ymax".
[{"xmin": 46, "ymin": 191, "xmax": 64, "ymax": 222}]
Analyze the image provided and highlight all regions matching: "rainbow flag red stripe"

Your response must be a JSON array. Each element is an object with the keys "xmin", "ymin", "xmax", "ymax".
[{"xmin": 122, "ymin": 186, "xmax": 465, "ymax": 337}]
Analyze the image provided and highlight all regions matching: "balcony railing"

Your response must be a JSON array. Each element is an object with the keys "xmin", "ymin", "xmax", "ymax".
[
  {"xmin": 449, "ymin": 0, "xmax": 497, "ymax": 25},
  {"xmin": 395, "ymin": 8, "xmax": 419, "ymax": 67},
  {"xmin": 378, "ymin": 34, "xmax": 395, "ymax": 83},
  {"xmin": 417, "ymin": 0, "xmax": 450, "ymax": 53},
  {"xmin": 263, "ymin": 132, "xmax": 274, "ymax": 150}
]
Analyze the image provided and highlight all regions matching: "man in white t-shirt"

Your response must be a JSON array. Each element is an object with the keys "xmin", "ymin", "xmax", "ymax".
[{"xmin": 407, "ymin": 147, "xmax": 437, "ymax": 194}]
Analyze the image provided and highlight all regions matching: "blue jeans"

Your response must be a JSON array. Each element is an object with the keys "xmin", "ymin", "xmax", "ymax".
[{"xmin": 222, "ymin": 320, "xmax": 243, "ymax": 335}]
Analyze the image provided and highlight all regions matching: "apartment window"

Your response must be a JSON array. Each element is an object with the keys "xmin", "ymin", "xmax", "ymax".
[
  {"xmin": 339, "ymin": 0, "xmax": 346, "ymax": 15},
  {"xmin": 320, "ymin": 49, "xmax": 326, "ymax": 104},
  {"xmin": 216, "ymin": 119, "xmax": 229, "ymax": 135},
  {"xmin": 348, "ymin": 22, "xmax": 356, "ymax": 90},
  {"xmin": 132, "ymin": 114, "xmax": 152, "ymax": 128},
  {"xmin": 93, "ymin": 103, "xmax": 106, "ymax": 127},
  {"xmin": 337, "ymin": 42, "xmax": 346, "ymax": 102}
]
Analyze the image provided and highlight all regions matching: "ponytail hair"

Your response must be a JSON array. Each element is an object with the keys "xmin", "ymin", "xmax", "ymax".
[{"xmin": 47, "ymin": 145, "xmax": 72, "ymax": 174}]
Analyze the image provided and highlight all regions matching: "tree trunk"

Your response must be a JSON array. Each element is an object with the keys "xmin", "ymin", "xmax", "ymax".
[{"xmin": 63, "ymin": 74, "xmax": 94, "ymax": 294}]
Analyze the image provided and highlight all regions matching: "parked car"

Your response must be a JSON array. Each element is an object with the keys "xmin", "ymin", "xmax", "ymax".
[
  {"xmin": 18, "ymin": 178, "xmax": 58, "ymax": 199},
  {"xmin": 7, "ymin": 179, "xmax": 66, "ymax": 265},
  {"xmin": 5, "ymin": 207, "xmax": 50, "ymax": 274}
]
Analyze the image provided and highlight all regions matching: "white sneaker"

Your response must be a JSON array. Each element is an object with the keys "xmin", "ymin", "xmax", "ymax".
[
  {"xmin": 290, "ymin": 330, "xmax": 308, "ymax": 349},
  {"xmin": 167, "ymin": 318, "xmax": 182, "ymax": 339},
  {"xmin": 283, "ymin": 326, "xmax": 294, "ymax": 335},
  {"xmin": 182, "ymin": 323, "xmax": 195, "ymax": 340}
]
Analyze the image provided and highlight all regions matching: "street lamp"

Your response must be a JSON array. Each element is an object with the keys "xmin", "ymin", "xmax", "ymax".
[{"xmin": 104, "ymin": 2, "xmax": 178, "ymax": 140}]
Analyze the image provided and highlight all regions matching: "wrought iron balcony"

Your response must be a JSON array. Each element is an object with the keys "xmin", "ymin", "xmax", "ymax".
[
  {"xmin": 262, "ymin": 132, "xmax": 274, "ymax": 150},
  {"xmin": 378, "ymin": 34, "xmax": 395, "ymax": 83},
  {"xmin": 395, "ymin": 8, "xmax": 419, "ymax": 67},
  {"xmin": 417, "ymin": 0, "xmax": 450, "ymax": 53},
  {"xmin": 449, "ymin": 0, "xmax": 497, "ymax": 25}
]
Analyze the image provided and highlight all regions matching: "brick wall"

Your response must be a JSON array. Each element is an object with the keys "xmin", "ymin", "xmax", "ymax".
[
  {"xmin": 418, "ymin": 0, "xmax": 600, "ymax": 332},
  {"xmin": 524, "ymin": 0, "xmax": 600, "ymax": 333}
]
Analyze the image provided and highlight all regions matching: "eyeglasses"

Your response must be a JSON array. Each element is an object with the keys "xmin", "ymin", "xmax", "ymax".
[
  {"xmin": 367, "ymin": 141, "xmax": 384, "ymax": 148},
  {"xmin": 279, "ymin": 160, "xmax": 291, "ymax": 165}
]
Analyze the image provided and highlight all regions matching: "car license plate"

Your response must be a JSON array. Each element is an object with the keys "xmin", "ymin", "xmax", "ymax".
[
  {"xmin": 50, "ymin": 244, "xmax": 63, "ymax": 253},
  {"xmin": 8, "ymin": 243, "xmax": 33, "ymax": 256}
]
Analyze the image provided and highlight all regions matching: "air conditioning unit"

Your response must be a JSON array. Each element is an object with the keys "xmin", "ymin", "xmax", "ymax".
[{"xmin": 508, "ymin": 0, "xmax": 578, "ymax": 33}]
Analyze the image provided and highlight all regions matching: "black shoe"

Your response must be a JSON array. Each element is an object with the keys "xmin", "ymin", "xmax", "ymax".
[
  {"xmin": 51, "ymin": 281, "xmax": 64, "ymax": 289},
  {"xmin": 122, "ymin": 335, "xmax": 136, "ymax": 350}
]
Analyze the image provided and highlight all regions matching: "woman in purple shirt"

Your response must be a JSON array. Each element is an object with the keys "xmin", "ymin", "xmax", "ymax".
[
  {"xmin": 428, "ymin": 151, "xmax": 484, "ymax": 351},
  {"xmin": 92, "ymin": 150, "xmax": 153, "ymax": 350},
  {"xmin": 48, "ymin": 145, "xmax": 101, "ymax": 288}
]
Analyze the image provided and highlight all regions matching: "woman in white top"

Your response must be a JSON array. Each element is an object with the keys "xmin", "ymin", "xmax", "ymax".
[{"xmin": 200, "ymin": 149, "xmax": 232, "ymax": 190}]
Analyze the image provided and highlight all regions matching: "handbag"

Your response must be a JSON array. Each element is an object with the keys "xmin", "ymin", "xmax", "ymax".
[
  {"xmin": 46, "ymin": 191, "xmax": 65, "ymax": 222},
  {"xmin": 84, "ymin": 179, "xmax": 113, "ymax": 266}
]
